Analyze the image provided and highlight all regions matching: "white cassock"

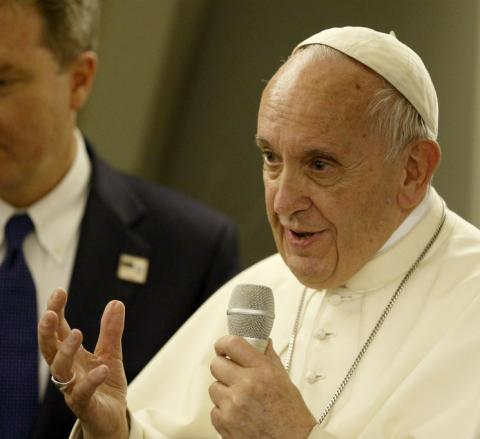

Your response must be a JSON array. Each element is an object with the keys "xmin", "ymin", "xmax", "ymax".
[{"xmin": 71, "ymin": 188, "xmax": 480, "ymax": 438}]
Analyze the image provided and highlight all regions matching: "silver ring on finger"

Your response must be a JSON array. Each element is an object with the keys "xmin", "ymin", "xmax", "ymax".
[{"xmin": 51, "ymin": 372, "xmax": 76, "ymax": 392}]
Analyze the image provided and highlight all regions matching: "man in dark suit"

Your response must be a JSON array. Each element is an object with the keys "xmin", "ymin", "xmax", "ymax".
[{"xmin": 0, "ymin": 1, "xmax": 239, "ymax": 438}]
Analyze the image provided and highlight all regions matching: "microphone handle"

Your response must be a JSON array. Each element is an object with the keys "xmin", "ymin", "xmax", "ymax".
[{"xmin": 243, "ymin": 336, "xmax": 268, "ymax": 353}]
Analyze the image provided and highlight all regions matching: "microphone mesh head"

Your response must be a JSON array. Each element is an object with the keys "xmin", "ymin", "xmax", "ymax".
[{"xmin": 227, "ymin": 284, "xmax": 275, "ymax": 340}]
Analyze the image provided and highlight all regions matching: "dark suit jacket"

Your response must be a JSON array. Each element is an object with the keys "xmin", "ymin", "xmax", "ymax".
[{"xmin": 34, "ymin": 146, "xmax": 240, "ymax": 438}]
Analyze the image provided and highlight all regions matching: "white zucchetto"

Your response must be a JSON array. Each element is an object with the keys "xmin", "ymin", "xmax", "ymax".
[{"xmin": 293, "ymin": 26, "xmax": 438, "ymax": 139}]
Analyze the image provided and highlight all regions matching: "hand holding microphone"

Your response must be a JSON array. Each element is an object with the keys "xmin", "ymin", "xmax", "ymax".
[{"xmin": 209, "ymin": 284, "xmax": 317, "ymax": 439}]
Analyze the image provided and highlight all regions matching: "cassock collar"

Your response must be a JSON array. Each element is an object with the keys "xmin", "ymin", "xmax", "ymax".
[{"xmin": 342, "ymin": 187, "xmax": 453, "ymax": 293}]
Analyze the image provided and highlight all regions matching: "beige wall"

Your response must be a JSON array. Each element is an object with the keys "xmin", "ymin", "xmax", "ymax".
[
  {"xmin": 470, "ymin": 0, "xmax": 480, "ymax": 227},
  {"xmin": 80, "ymin": 0, "xmax": 211, "ymax": 176},
  {"xmin": 79, "ymin": 0, "xmax": 176, "ymax": 173},
  {"xmin": 79, "ymin": 0, "xmax": 480, "ymax": 267}
]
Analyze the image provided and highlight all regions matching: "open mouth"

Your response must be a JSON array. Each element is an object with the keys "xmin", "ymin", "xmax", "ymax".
[
  {"xmin": 283, "ymin": 227, "xmax": 325, "ymax": 248},
  {"xmin": 291, "ymin": 230, "xmax": 315, "ymax": 238}
]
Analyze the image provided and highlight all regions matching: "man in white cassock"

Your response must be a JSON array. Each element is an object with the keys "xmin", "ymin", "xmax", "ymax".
[{"xmin": 38, "ymin": 26, "xmax": 480, "ymax": 439}]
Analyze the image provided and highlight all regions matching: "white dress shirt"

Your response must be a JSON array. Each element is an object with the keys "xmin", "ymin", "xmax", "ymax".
[{"xmin": 0, "ymin": 129, "xmax": 91, "ymax": 397}]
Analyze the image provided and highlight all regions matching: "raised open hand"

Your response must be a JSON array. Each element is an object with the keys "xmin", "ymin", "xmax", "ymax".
[{"xmin": 38, "ymin": 288, "xmax": 129, "ymax": 439}]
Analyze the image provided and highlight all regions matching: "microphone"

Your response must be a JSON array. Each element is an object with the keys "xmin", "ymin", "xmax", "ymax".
[{"xmin": 226, "ymin": 284, "xmax": 275, "ymax": 352}]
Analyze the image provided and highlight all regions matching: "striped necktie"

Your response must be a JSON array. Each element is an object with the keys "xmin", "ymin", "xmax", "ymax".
[{"xmin": 0, "ymin": 214, "xmax": 38, "ymax": 438}]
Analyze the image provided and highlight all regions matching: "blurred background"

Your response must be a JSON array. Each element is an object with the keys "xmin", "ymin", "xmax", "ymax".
[{"xmin": 79, "ymin": 0, "xmax": 480, "ymax": 269}]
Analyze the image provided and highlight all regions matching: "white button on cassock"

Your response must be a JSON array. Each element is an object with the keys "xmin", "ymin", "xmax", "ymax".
[
  {"xmin": 329, "ymin": 294, "xmax": 342, "ymax": 306},
  {"xmin": 306, "ymin": 370, "xmax": 325, "ymax": 384},
  {"xmin": 315, "ymin": 328, "xmax": 334, "ymax": 340}
]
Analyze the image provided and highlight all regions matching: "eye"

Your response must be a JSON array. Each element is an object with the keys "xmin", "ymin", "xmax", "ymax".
[
  {"xmin": 311, "ymin": 158, "xmax": 332, "ymax": 172},
  {"xmin": 261, "ymin": 149, "xmax": 278, "ymax": 165},
  {"xmin": 0, "ymin": 78, "xmax": 16, "ymax": 90}
]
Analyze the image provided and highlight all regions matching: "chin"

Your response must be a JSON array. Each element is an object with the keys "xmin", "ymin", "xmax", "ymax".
[{"xmin": 283, "ymin": 253, "xmax": 336, "ymax": 291}]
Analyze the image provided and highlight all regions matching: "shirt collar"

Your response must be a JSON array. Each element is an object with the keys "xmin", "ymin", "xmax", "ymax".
[
  {"xmin": 0, "ymin": 205, "xmax": 16, "ymax": 246},
  {"xmin": 0, "ymin": 129, "xmax": 91, "ymax": 263}
]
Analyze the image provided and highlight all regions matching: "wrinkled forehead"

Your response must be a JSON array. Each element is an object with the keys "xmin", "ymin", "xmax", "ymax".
[{"xmin": 261, "ymin": 48, "xmax": 385, "ymax": 116}]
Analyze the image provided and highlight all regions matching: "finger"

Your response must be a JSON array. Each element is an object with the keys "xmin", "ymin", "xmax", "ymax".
[
  {"xmin": 47, "ymin": 288, "xmax": 71, "ymax": 340},
  {"xmin": 69, "ymin": 364, "xmax": 109, "ymax": 414},
  {"xmin": 208, "ymin": 380, "xmax": 229, "ymax": 408},
  {"xmin": 214, "ymin": 335, "xmax": 264, "ymax": 368},
  {"xmin": 38, "ymin": 310, "xmax": 60, "ymax": 365},
  {"xmin": 210, "ymin": 406, "xmax": 226, "ymax": 436},
  {"xmin": 210, "ymin": 354, "xmax": 243, "ymax": 386},
  {"xmin": 209, "ymin": 383, "xmax": 232, "ymax": 437},
  {"xmin": 50, "ymin": 328, "xmax": 83, "ymax": 382},
  {"xmin": 94, "ymin": 301, "xmax": 125, "ymax": 361}
]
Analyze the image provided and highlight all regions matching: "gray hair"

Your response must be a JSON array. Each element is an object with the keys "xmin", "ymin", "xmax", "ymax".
[
  {"xmin": 367, "ymin": 85, "xmax": 433, "ymax": 161},
  {"xmin": 13, "ymin": 0, "xmax": 101, "ymax": 67},
  {"xmin": 290, "ymin": 44, "xmax": 433, "ymax": 160}
]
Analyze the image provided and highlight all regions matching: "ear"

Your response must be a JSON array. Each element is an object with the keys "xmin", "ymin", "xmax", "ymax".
[
  {"xmin": 397, "ymin": 139, "xmax": 441, "ymax": 209},
  {"xmin": 68, "ymin": 51, "xmax": 97, "ymax": 111}
]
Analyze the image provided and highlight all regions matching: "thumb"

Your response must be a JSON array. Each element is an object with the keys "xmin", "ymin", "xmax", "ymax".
[
  {"xmin": 94, "ymin": 300, "xmax": 125, "ymax": 360},
  {"xmin": 264, "ymin": 338, "xmax": 284, "ymax": 368}
]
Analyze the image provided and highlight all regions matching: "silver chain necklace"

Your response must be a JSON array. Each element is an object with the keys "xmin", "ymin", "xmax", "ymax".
[{"xmin": 284, "ymin": 206, "xmax": 446, "ymax": 425}]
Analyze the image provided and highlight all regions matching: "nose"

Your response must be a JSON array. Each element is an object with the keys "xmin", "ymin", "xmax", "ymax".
[{"xmin": 270, "ymin": 170, "xmax": 311, "ymax": 218}]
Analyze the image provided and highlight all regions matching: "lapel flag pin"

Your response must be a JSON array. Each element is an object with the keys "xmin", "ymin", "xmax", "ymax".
[{"xmin": 117, "ymin": 254, "xmax": 149, "ymax": 284}]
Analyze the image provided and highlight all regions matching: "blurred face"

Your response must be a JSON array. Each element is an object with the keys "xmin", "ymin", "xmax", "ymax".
[
  {"xmin": 257, "ymin": 51, "xmax": 408, "ymax": 290},
  {"xmin": 0, "ymin": 3, "xmax": 85, "ymax": 206}
]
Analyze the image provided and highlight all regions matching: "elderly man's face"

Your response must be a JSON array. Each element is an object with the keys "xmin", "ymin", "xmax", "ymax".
[{"xmin": 257, "ymin": 51, "xmax": 408, "ymax": 290}]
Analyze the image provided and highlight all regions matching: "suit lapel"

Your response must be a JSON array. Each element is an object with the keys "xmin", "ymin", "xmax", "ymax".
[{"xmin": 65, "ymin": 147, "xmax": 151, "ymax": 350}]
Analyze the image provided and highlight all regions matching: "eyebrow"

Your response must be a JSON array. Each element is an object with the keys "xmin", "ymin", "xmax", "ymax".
[
  {"xmin": 254, "ymin": 136, "xmax": 270, "ymax": 149},
  {"xmin": 254, "ymin": 135, "xmax": 342, "ymax": 166}
]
